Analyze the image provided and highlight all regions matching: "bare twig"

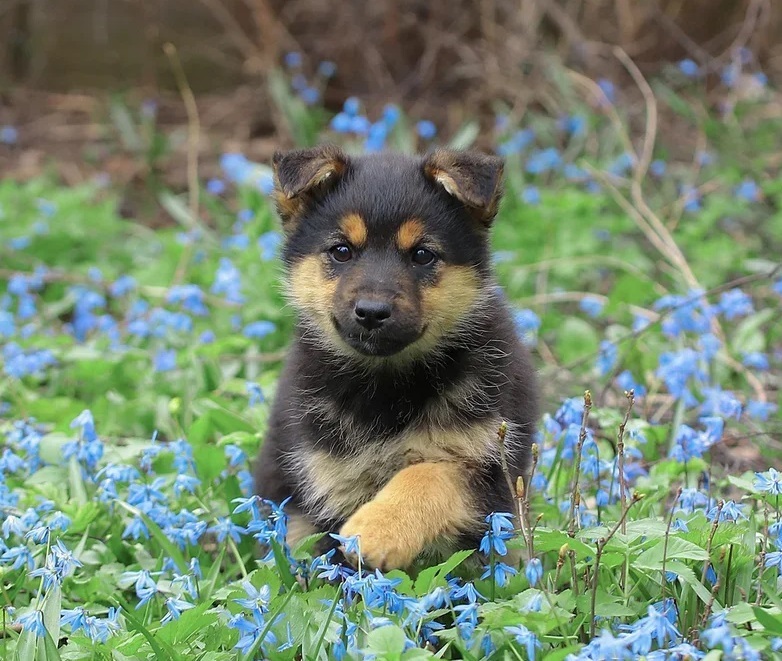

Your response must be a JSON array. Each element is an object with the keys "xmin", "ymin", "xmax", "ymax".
[
  {"xmin": 163, "ymin": 43, "xmax": 201, "ymax": 287},
  {"xmin": 568, "ymin": 391, "xmax": 592, "ymax": 537}
]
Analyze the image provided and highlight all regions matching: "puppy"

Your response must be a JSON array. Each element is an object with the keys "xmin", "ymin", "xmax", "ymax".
[{"xmin": 253, "ymin": 144, "xmax": 539, "ymax": 571}]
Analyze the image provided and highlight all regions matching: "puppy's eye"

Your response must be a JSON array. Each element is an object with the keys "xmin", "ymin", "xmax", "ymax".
[
  {"xmin": 411, "ymin": 247, "xmax": 436, "ymax": 266},
  {"xmin": 329, "ymin": 244, "xmax": 353, "ymax": 263}
]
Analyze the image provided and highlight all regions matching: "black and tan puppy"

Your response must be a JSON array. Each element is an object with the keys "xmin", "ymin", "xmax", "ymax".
[{"xmin": 253, "ymin": 144, "xmax": 538, "ymax": 571}]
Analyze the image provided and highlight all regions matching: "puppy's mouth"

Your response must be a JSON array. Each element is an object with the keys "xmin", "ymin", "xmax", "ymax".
[{"xmin": 331, "ymin": 316, "xmax": 425, "ymax": 357}]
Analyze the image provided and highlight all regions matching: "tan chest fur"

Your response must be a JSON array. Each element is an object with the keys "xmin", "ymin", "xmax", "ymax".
[{"xmin": 291, "ymin": 416, "xmax": 510, "ymax": 522}]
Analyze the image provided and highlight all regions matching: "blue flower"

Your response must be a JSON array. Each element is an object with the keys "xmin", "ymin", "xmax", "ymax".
[
  {"xmin": 701, "ymin": 387, "xmax": 742, "ymax": 419},
  {"xmin": 505, "ymin": 624, "xmax": 541, "ymax": 660},
  {"xmin": 650, "ymin": 160, "xmax": 666, "ymax": 177},
  {"xmin": 0, "ymin": 125, "xmax": 19, "ymax": 145},
  {"xmin": 579, "ymin": 296, "xmax": 604, "ymax": 318},
  {"xmin": 159, "ymin": 597, "xmax": 193, "ymax": 626},
  {"xmin": 317, "ymin": 60, "xmax": 336, "ymax": 77},
  {"xmin": 766, "ymin": 551, "xmax": 782, "ymax": 573},
  {"xmin": 299, "ymin": 87, "xmax": 320, "ymax": 105},
  {"xmin": 746, "ymin": 400, "xmax": 776, "ymax": 421},
  {"xmin": 225, "ymin": 444, "xmax": 247, "ymax": 467},
  {"xmin": 167, "ymin": 284, "xmax": 208, "ymax": 316},
  {"xmin": 247, "ymin": 381, "xmax": 265, "ymax": 406},
  {"xmin": 343, "ymin": 97, "xmax": 360, "ymax": 116},
  {"xmin": 742, "ymin": 351, "xmax": 769, "ymax": 370},
  {"xmin": 513, "ymin": 309, "xmax": 540, "ymax": 346},
  {"xmin": 243, "ymin": 321, "xmax": 276, "ymax": 339},
  {"xmin": 526, "ymin": 148, "xmax": 561, "ymax": 174},
  {"xmin": 497, "ymin": 129, "xmax": 535, "ymax": 155},
  {"xmin": 708, "ymin": 500, "xmax": 746, "ymax": 523},
  {"xmin": 17, "ymin": 609, "xmax": 46, "ymax": 637},
  {"xmin": 229, "ymin": 609, "xmax": 276, "ymax": 654},
  {"xmin": 608, "ymin": 152, "xmax": 634, "ymax": 176},
  {"xmin": 678, "ymin": 59, "xmax": 700, "ymax": 77},
  {"xmin": 284, "ymin": 52, "xmax": 302, "ymax": 68},
  {"xmin": 558, "ymin": 115, "xmax": 586, "ymax": 136},
  {"xmin": 735, "ymin": 179, "xmax": 761, "ymax": 202},
  {"xmin": 656, "ymin": 348, "xmax": 706, "ymax": 406},
  {"xmin": 597, "ymin": 78, "xmax": 615, "ymax": 103},
  {"xmin": 211, "ymin": 258, "xmax": 244, "ymax": 303},
  {"xmin": 616, "ymin": 370, "xmax": 646, "ymax": 397},
  {"xmin": 524, "ymin": 558, "xmax": 543, "ymax": 586},
  {"xmin": 206, "ymin": 178, "xmax": 226, "ymax": 195},
  {"xmin": 717, "ymin": 288, "xmax": 753, "ymax": 320},
  {"xmin": 755, "ymin": 468, "xmax": 782, "ymax": 495},
  {"xmin": 416, "ymin": 120, "xmax": 436, "ymax": 140},
  {"xmin": 330, "ymin": 532, "xmax": 360, "ymax": 556},
  {"xmin": 681, "ymin": 184, "xmax": 701, "ymax": 212},
  {"xmin": 597, "ymin": 340, "xmax": 617, "ymax": 376},
  {"xmin": 235, "ymin": 581, "xmax": 271, "ymax": 612},
  {"xmin": 109, "ymin": 275, "xmax": 136, "ymax": 297},
  {"xmin": 382, "ymin": 104, "xmax": 400, "ymax": 126},
  {"xmin": 153, "ymin": 349, "xmax": 176, "ymax": 372},
  {"xmin": 481, "ymin": 561, "xmax": 517, "ymax": 587},
  {"xmin": 521, "ymin": 186, "xmax": 540, "ymax": 205},
  {"xmin": 330, "ymin": 112, "xmax": 352, "ymax": 133},
  {"xmin": 258, "ymin": 231, "xmax": 282, "ymax": 260}
]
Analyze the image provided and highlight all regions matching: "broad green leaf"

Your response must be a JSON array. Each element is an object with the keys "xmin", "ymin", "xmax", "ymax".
[
  {"xmin": 414, "ymin": 550, "xmax": 474, "ymax": 595},
  {"xmin": 752, "ymin": 607, "xmax": 782, "ymax": 636}
]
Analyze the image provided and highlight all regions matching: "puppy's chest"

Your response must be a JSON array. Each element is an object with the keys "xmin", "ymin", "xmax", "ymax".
[{"xmin": 294, "ymin": 415, "xmax": 502, "ymax": 524}]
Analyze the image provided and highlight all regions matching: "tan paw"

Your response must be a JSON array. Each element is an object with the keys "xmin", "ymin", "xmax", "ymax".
[{"xmin": 338, "ymin": 501, "xmax": 420, "ymax": 571}]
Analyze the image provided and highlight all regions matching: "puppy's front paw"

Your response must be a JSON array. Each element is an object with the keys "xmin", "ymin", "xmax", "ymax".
[{"xmin": 339, "ymin": 502, "xmax": 419, "ymax": 571}]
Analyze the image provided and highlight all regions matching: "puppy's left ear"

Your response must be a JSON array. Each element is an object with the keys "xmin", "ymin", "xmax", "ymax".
[
  {"xmin": 272, "ymin": 144, "xmax": 349, "ymax": 229},
  {"xmin": 423, "ymin": 149, "xmax": 504, "ymax": 225}
]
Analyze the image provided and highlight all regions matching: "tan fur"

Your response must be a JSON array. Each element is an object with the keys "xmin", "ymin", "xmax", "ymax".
[
  {"xmin": 293, "ymin": 415, "xmax": 509, "ymax": 569},
  {"xmin": 423, "ymin": 150, "xmax": 503, "ymax": 222},
  {"xmin": 285, "ymin": 255, "xmax": 345, "ymax": 347},
  {"xmin": 273, "ymin": 190, "xmax": 302, "ymax": 224},
  {"xmin": 293, "ymin": 447, "xmax": 389, "ymax": 521},
  {"xmin": 412, "ymin": 265, "xmax": 482, "ymax": 354},
  {"xmin": 339, "ymin": 213, "xmax": 368, "ymax": 247},
  {"xmin": 401, "ymin": 417, "xmax": 501, "ymax": 465},
  {"xmin": 339, "ymin": 461, "xmax": 476, "ymax": 570},
  {"xmin": 396, "ymin": 219, "xmax": 425, "ymax": 251}
]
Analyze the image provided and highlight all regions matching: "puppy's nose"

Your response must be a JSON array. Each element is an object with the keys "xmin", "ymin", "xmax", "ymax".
[{"xmin": 354, "ymin": 299, "xmax": 392, "ymax": 330}]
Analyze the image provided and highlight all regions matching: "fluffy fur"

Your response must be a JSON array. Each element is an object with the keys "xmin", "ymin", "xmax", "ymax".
[{"xmin": 253, "ymin": 145, "xmax": 539, "ymax": 571}]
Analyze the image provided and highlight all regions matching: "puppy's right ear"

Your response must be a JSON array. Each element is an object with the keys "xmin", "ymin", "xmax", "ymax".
[{"xmin": 272, "ymin": 144, "xmax": 349, "ymax": 230}]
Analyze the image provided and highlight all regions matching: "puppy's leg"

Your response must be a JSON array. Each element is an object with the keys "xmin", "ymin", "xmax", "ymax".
[{"xmin": 338, "ymin": 461, "xmax": 475, "ymax": 571}]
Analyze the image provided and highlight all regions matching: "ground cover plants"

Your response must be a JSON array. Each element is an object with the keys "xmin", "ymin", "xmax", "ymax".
[{"xmin": 1, "ymin": 52, "xmax": 781, "ymax": 659}]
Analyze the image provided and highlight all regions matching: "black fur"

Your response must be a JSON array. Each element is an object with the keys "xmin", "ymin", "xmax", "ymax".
[{"xmin": 253, "ymin": 146, "xmax": 539, "ymax": 561}]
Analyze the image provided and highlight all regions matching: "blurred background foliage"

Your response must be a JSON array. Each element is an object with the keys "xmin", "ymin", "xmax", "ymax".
[{"xmin": 0, "ymin": 0, "xmax": 780, "ymax": 182}]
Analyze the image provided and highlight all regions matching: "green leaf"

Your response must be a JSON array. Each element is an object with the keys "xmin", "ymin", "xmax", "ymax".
[
  {"xmin": 414, "ymin": 550, "xmax": 474, "ymax": 595},
  {"xmin": 555, "ymin": 317, "xmax": 599, "ymax": 363},
  {"xmin": 730, "ymin": 309, "xmax": 775, "ymax": 355},
  {"xmin": 752, "ymin": 607, "xmax": 782, "ymax": 636},
  {"xmin": 535, "ymin": 528, "xmax": 595, "ymax": 560},
  {"xmin": 37, "ymin": 628, "xmax": 62, "ymax": 661},
  {"xmin": 635, "ymin": 536, "xmax": 709, "ymax": 565},
  {"xmin": 118, "ymin": 597, "xmax": 180, "ymax": 661},
  {"xmin": 67, "ymin": 456, "xmax": 88, "ymax": 506},
  {"xmin": 200, "ymin": 544, "xmax": 227, "ymax": 601},
  {"xmin": 270, "ymin": 537, "xmax": 297, "ymax": 591},
  {"xmin": 365, "ymin": 625, "xmax": 407, "ymax": 659},
  {"xmin": 40, "ymin": 585, "xmax": 61, "ymax": 651}
]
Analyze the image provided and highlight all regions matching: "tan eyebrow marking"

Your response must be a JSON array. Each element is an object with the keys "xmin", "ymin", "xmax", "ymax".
[
  {"xmin": 396, "ymin": 219, "xmax": 425, "ymax": 251},
  {"xmin": 339, "ymin": 213, "xmax": 368, "ymax": 247}
]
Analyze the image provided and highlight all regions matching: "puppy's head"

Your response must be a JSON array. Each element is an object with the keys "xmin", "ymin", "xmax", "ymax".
[{"xmin": 272, "ymin": 144, "xmax": 504, "ymax": 362}]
